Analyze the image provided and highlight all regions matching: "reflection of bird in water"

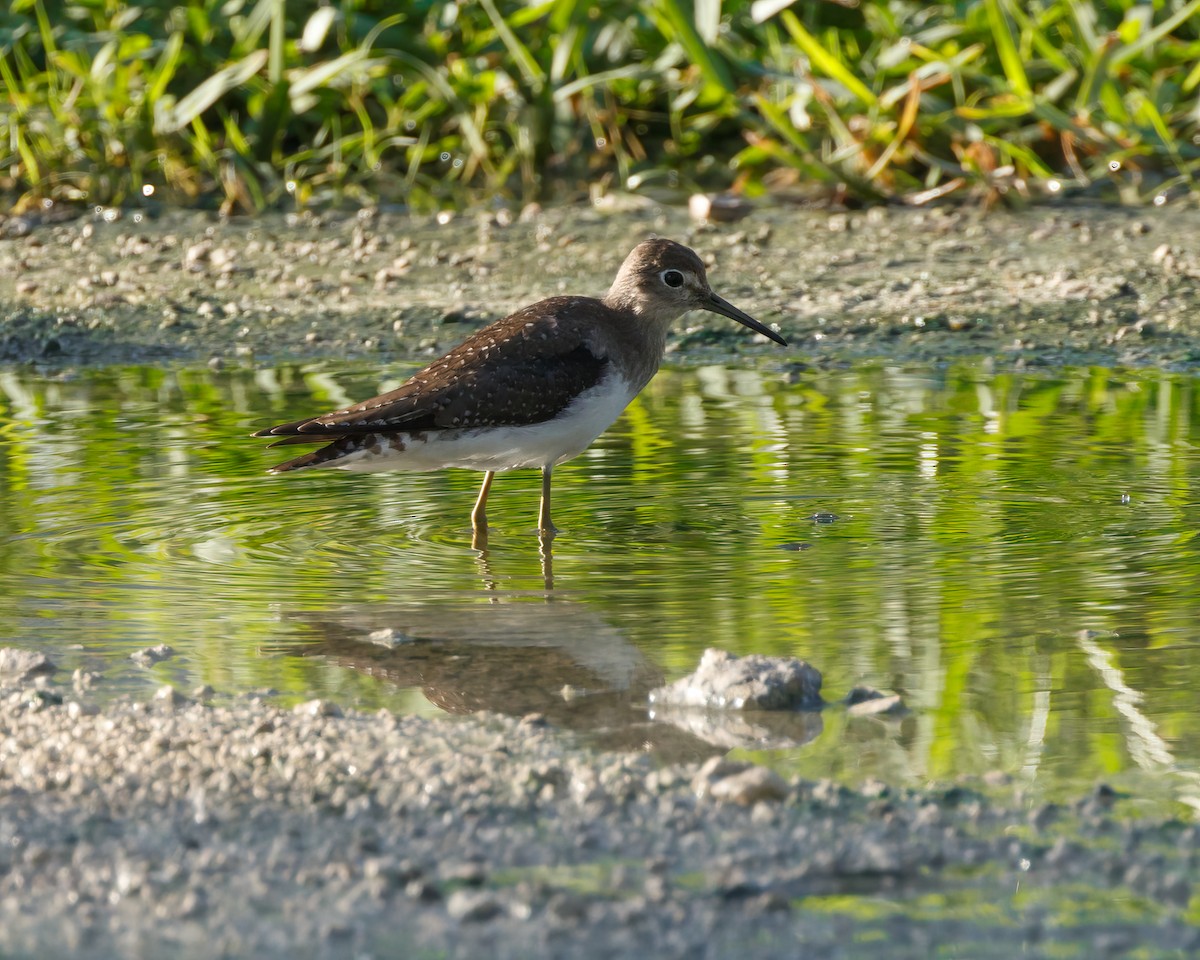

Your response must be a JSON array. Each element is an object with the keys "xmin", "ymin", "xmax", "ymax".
[
  {"xmin": 287, "ymin": 602, "xmax": 721, "ymax": 760},
  {"xmin": 287, "ymin": 601, "xmax": 825, "ymax": 762},
  {"xmin": 254, "ymin": 239, "xmax": 785, "ymax": 546}
]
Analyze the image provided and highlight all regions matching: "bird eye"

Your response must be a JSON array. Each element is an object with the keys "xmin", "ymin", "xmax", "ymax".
[{"xmin": 661, "ymin": 269, "xmax": 685, "ymax": 288}]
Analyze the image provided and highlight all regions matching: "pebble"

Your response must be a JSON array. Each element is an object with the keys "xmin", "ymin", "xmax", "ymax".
[
  {"xmin": 130, "ymin": 644, "xmax": 175, "ymax": 666},
  {"xmin": 0, "ymin": 648, "xmax": 56, "ymax": 681},
  {"xmin": 445, "ymin": 889, "xmax": 502, "ymax": 922},
  {"xmin": 293, "ymin": 698, "xmax": 343, "ymax": 718},
  {"xmin": 153, "ymin": 685, "xmax": 189, "ymax": 709},
  {"xmin": 707, "ymin": 767, "xmax": 790, "ymax": 806},
  {"xmin": 689, "ymin": 193, "xmax": 752, "ymax": 224},
  {"xmin": 845, "ymin": 687, "xmax": 908, "ymax": 717}
]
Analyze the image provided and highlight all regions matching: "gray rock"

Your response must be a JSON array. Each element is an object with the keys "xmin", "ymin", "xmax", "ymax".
[
  {"xmin": 153, "ymin": 685, "xmax": 189, "ymax": 709},
  {"xmin": 845, "ymin": 687, "xmax": 908, "ymax": 717},
  {"xmin": 446, "ymin": 888, "xmax": 502, "ymax": 922},
  {"xmin": 0, "ymin": 648, "xmax": 56, "ymax": 681},
  {"xmin": 130, "ymin": 644, "xmax": 175, "ymax": 666},
  {"xmin": 692, "ymin": 756, "xmax": 790, "ymax": 805},
  {"xmin": 293, "ymin": 698, "xmax": 342, "ymax": 718},
  {"xmin": 366, "ymin": 627, "xmax": 416, "ymax": 648},
  {"xmin": 648, "ymin": 649, "xmax": 822, "ymax": 710},
  {"xmin": 707, "ymin": 766, "xmax": 789, "ymax": 806}
]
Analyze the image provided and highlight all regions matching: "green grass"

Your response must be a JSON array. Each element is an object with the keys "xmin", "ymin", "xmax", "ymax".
[{"xmin": 2, "ymin": 0, "xmax": 1199, "ymax": 212}]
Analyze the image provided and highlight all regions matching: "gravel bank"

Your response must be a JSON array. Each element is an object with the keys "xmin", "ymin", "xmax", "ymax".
[{"xmin": 2, "ymin": 666, "xmax": 1197, "ymax": 959}]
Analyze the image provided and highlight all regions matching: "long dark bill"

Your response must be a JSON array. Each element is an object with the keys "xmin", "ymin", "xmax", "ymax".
[{"xmin": 703, "ymin": 292, "xmax": 787, "ymax": 346}]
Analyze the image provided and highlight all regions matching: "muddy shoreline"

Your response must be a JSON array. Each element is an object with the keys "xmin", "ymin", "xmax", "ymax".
[
  {"xmin": 3, "ymin": 203, "xmax": 1200, "ymax": 957},
  {"xmin": 3, "ymin": 201, "xmax": 1199, "ymax": 373}
]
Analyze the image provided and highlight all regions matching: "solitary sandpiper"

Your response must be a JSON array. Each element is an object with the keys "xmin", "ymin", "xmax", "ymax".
[{"xmin": 254, "ymin": 238, "xmax": 787, "ymax": 541}]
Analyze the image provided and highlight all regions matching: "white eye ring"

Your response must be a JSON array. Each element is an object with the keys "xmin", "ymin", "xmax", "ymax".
[{"xmin": 661, "ymin": 269, "xmax": 685, "ymax": 288}]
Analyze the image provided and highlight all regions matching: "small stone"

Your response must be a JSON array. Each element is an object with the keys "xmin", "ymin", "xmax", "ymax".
[
  {"xmin": 0, "ymin": 648, "xmax": 56, "ymax": 681},
  {"xmin": 845, "ymin": 689, "xmax": 908, "ymax": 717},
  {"xmin": 689, "ymin": 193, "xmax": 752, "ymax": 224},
  {"xmin": 154, "ymin": 685, "xmax": 189, "ymax": 708},
  {"xmin": 405, "ymin": 879, "xmax": 441, "ymax": 902},
  {"xmin": 130, "ymin": 644, "xmax": 175, "ymax": 666},
  {"xmin": 1030, "ymin": 803, "xmax": 1060, "ymax": 831},
  {"xmin": 66, "ymin": 700, "xmax": 99, "ymax": 719},
  {"xmin": 1077, "ymin": 782, "xmax": 1125, "ymax": 818},
  {"xmin": 546, "ymin": 892, "xmax": 590, "ymax": 923},
  {"xmin": 707, "ymin": 766, "xmax": 789, "ymax": 806},
  {"xmin": 176, "ymin": 887, "xmax": 207, "ymax": 919},
  {"xmin": 293, "ymin": 698, "xmax": 342, "ymax": 718},
  {"xmin": 692, "ymin": 755, "xmax": 752, "ymax": 798},
  {"xmin": 184, "ymin": 240, "xmax": 212, "ymax": 265},
  {"xmin": 72, "ymin": 668, "xmax": 98, "ymax": 692},
  {"xmin": 446, "ymin": 889, "xmax": 501, "ymax": 922},
  {"xmin": 192, "ymin": 684, "xmax": 215, "ymax": 701},
  {"xmin": 366, "ymin": 627, "xmax": 414, "ymax": 648},
  {"xmin": 363, "ymin": 856, "xmax": 422, "ymax": 887}
]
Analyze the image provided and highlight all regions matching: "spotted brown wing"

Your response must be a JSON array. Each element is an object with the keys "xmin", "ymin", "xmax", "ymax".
[{"xmin": 254, "ymin": 298, "xmax": 609, "ymax": 441}]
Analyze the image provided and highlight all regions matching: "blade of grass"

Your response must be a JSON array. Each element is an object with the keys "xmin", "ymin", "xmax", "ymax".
[
  {"xmin": 780, "ymin": 11, "xmax": 876, "ymax": 106},
  {"xmin": 652, "ymin": 0, "xmax": 734, "ymax": 96},
  {"xmin": 1110, "ymin": 0, "xmax": 1200, "ymax": 68},
  {"xmin": 157, "ymin": 49, "xmax": 269, "ymax": 133},
  {"xmin": 479, "ymin": 0, "xmax": 545, "ymax": 91},
  {"xmin": 146, "ymin": 31, "xmax": 185, "ymax": 104},
  {"xmin": 983, "ymin": 0, "xmax": 1030, "ymax": 100},
  {"xmin": 695, "ymin": 0, "xmax": 721, "ymax": 45},
  {"xmin": 268, "ymin": 0, "xmax": 284, "ymax": 85},
  {"xmin": 866, "ymin": 69, "xmax": 934, "ymax": 180},
  {"xmin": 288, "ymin": 50, "xmax": 373, "ymax": 99}
]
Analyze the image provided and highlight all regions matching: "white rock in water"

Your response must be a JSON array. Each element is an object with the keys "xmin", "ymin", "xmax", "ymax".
[{"xmin": 649, "ymin": 648, "xmax": 822, "ymax": 711}]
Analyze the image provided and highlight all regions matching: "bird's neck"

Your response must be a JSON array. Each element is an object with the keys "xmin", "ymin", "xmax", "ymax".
[{"xmin": 597, "ymin": 309, "xmax": 674, "ymax": 392}]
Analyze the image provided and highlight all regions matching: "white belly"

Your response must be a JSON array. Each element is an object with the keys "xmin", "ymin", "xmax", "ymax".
[{"xmin": 335, "ymin": 375, "xmax": 639, "ymax": 473}]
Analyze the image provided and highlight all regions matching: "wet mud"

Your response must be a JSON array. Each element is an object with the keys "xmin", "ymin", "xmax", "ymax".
[{"xmin": 2, "ymin": 200, "xmax": 1199, "ymax": 372}]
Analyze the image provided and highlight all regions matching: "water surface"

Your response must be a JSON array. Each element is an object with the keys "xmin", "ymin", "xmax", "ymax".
[{"xmin": 2, "ymin": 360, "xmax": 1198, "ymax": 810}]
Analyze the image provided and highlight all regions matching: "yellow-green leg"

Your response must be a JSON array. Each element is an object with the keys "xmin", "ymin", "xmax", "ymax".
[
  {"xmin": 471, "ymin": 470, "xmax": 495, "ymax": 545},
  {"xmin": 538, "ymin": 466, "xmax": 558, "ymax": 538}
]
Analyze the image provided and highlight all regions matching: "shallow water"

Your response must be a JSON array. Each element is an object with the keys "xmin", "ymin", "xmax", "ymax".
[{"xmin": 3, "ymin": 359, "xmax": 1199, "ymax": 809}]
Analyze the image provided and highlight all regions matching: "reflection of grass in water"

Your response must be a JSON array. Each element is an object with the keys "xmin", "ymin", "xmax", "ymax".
[{"xmin": 3, "ymin": 360, "xmax": 1200, "ymax": 806}]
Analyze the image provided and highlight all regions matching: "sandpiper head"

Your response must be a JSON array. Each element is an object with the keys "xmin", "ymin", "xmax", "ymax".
[{"xmin": 605, "ymin": 238, "xmax": 787, "ymax": 345}]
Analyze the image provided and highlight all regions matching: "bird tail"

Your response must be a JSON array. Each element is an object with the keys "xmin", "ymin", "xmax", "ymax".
[{"xmin": 259, "ymin": 433, "xmax": 381, "ymax": 473}]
